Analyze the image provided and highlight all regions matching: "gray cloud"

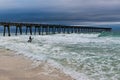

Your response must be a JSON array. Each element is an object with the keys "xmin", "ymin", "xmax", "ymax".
[
  {"xmin": 0, "ymin": 0, "xmax": 120, "ymax": 23},
  {"xmin": 0, "ymin": 0, "xmax": 120, "ymax": 10}
]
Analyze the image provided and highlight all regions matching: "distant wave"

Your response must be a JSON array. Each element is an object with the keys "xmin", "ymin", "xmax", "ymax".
[{"xmin": 99, "ymin": 32, "xmax": 120, "ymax": 37}]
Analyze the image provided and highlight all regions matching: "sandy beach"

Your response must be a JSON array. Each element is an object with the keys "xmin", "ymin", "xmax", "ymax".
[{"xmin": 0, "ymin": 49, "xmax": 73, "ymax": 80}]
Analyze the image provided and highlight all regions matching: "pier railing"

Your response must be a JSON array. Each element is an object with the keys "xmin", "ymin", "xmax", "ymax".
[{"xmin": 0, "ymin": 22, "xmax": 112, "ymax": 36}]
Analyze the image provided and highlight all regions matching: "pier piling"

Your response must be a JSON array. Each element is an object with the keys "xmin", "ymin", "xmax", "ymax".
[{"xmin": 3, "ymin": 25, "xmax": 11, "ymax": 36}]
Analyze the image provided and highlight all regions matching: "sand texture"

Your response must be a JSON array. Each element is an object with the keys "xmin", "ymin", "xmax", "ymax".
[{"xmin": 0, "ymin": 49, "xmax": 73, "ymax": 80}]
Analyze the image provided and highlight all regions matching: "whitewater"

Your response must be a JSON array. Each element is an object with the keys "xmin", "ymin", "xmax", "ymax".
[{"xmin": 0, "ymin": 32, "xmax": 120, "ymax": 80}]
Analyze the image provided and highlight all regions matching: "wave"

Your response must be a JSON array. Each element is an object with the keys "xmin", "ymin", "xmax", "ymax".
[
  {"xmin": 99, "ymin": 32, "xmax": 120, "ymax": 37},
  {"xmin": 0, "ymin": 33, "xmax": 120, "ymax": 80}
]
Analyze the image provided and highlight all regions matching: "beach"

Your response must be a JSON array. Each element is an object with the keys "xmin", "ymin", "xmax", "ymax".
[
  {"xmin": 0, "ymin": 33, "xmax": 120, "ymax": 80},
  {"xmin": 0, "ymin": 49, "xmax": 73, "ymax": 80}
]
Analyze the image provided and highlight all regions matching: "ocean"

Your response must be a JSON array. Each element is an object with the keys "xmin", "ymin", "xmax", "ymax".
[{"xmin": 0, "ymin": 31, "xmax": 120, "ymax": 80}]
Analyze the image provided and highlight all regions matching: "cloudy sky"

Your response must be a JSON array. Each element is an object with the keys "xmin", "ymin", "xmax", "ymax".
[{"xmin": 0, "ymin": 0, "xmax": 120, "ymax": 25}]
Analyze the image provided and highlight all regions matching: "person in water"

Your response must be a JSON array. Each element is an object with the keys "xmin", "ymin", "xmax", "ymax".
[{"xmin": 28, "ymin": 36, "xmax": 33, "ymax": 42}]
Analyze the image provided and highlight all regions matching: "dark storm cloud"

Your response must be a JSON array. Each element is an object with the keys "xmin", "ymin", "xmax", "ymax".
[{"xmin": 0, "ymin": 0, "xmax": 120, "ymax": 23}]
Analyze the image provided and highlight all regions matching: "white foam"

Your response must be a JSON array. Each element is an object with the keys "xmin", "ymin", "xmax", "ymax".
[{"xmin": 36, "ymin": 58, "xmax": 89, "ymax": 80}]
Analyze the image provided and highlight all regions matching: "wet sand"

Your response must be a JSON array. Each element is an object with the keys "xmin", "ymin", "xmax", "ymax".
[{"xmin": 0, "ymin": 49, "xmax": 73, "ymax": 80}]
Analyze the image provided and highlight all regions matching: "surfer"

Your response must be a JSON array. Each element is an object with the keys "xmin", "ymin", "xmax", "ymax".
[{"xmin": 28, "ymin": 36, "xmax": 33, "ymax": 42}]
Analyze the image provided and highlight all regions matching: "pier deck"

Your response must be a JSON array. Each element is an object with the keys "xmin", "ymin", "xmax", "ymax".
[{"xmin": 0, "ymin": 22, "xmax": 112, "ymax": 36}]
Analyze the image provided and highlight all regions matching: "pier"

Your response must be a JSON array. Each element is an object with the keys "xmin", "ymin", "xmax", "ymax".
[{"xmin": 0, "ymin": 22, "xmax": 112, "ymax": 36}]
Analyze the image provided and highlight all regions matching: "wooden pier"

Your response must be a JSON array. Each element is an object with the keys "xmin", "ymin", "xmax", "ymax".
[{"xmin": 0, "ymin": 22, "xmax": 112, "ymax": 36}]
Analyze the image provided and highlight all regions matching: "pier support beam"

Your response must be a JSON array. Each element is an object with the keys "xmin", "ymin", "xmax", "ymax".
[
  {"xmin": 3, "ymin": 25, "xmax": 11, "ymax": 36},
  {"xmin": 58, "ymin": 26, "xmax": 61, "ymax": 33},
  {"xmin": 26, "ymin": 26, "xmax": 32, "ymax": 35},
  {"xmin": 39, "ymin": 26, "xmax": 41, "ymax": 35},
  {"xmin": 63, "ymin": 27, "xmax": 66, "ymax": 33},
  {"xmin": 46, "ymin": 26, "xmax": 49, "ymax": 35},
  {"xmin": 67, "ymin": 27, "xmax": 70, "ymax": 34},
  {"xmin": 15, "ymin": 26, "xmax": 22, "ymax": 35},
  {"xmin": 34, "ymin": 26, "xmax": 37, "ymax": 35},
  {"xmin": 41, "ymin": 26, "xmax": 44, "ymax": 35},
  {"xmin": 3, "ymin": 26, "xmax": 6, "ymax": 36},
  {"xmin": 34, "ymin": 26, "xmax": 41, "ymax": 35},
  {"xmin": 52, "ymin": 26, "xmax": 55, "ymax": 34}
]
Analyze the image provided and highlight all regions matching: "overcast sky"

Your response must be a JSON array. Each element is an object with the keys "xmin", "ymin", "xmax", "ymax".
[{"xmin": 0, "ymin": 0, "xmax": 120, "ymax": 24}]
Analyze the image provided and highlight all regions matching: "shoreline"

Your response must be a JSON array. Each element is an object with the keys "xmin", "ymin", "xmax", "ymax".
[{"xmin": 0, "ymin": 48, "xmax": 73, "ymax": 80}]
